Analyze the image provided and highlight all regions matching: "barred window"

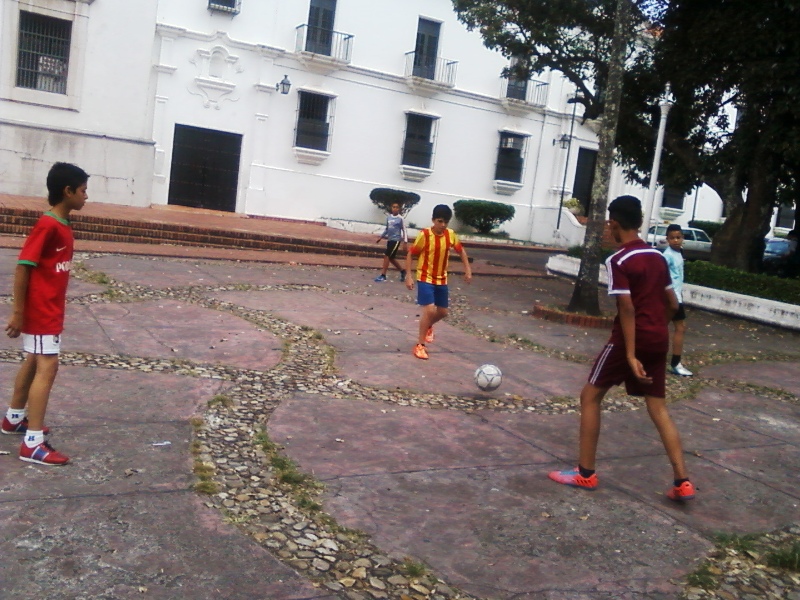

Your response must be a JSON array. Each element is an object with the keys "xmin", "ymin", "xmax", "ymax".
[
  {"xmin": 295, "ymin": 92, "xmax": 332, "ymax": 152},
  {"xmin": 402, "ymin": 114, "xmax": 437, "ymax": 169},
  {"xmin": 16, "ymin": 11, "xmax": 72, "ymax": 95},
  {"xmin": 494, "ymin": 132, "xmax": 528, "ymax": 183}
]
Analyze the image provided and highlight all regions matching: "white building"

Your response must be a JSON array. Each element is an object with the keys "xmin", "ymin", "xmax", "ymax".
[{"xmin": 0, "ymin": 0, "xmax": 735, "ymax": 245}]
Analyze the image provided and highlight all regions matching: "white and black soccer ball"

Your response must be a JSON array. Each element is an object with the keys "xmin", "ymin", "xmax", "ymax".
[{"xmin": 474, "ymin": 364, "xmax": 502, "ymax": 392}]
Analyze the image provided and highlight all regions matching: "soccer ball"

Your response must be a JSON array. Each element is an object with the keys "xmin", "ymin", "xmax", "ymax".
[{"xmin": 474, "ymin": 364, "xmax": 502, "ymax": 392}]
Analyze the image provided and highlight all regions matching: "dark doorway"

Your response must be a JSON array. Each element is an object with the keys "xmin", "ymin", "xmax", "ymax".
[
  {"xmin": 168, "ymin": 124, "xmax": 242, "ymax": 213},
  {"xmin": 413, "ymin": 18, "xmax": 440, "ymax": 79},
  {"xmin": 572, "ymin": 148, "xmax": 598, "ymax": 214},
  {"xmin": 306, "ymin": 0, "xmax": 336, "ymax": 55}
]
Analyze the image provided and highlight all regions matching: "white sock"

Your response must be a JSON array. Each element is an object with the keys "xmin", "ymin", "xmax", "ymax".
[
  {"xmin": 24, "ymin": 430, "xmax": 44, "ymax": 448},
  {"xmin": 6, "ymin": 407, "xmax": 27, "ymax": 424}
]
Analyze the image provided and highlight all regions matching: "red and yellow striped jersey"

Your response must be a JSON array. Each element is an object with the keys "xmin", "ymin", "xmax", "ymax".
[{"xmin": 410, "ymin": 228, "xmax": 463, "ymax": 285}]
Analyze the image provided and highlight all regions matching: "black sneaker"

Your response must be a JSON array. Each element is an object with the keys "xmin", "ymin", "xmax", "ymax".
[{"xmin": 400, "ymin": 270, "xmax": 407, "ymax": 282}]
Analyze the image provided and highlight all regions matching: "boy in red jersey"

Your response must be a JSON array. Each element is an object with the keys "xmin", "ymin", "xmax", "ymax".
[
  {"xmin": 405, "ymin": 204, "xmax": 472, "ymax": 359},
  {"xmin": 2, "ymin": 162, "xmax": 88, "ymax": 465},
  {"xmin": 548, "ymin": 196, "xmax": 695, "ymax": 501}
]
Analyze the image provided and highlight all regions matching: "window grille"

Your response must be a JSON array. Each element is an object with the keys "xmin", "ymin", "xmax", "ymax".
[
  {"xmin": 295, "ymin": 92, "xmax": 332, "ymax": 152},
  {"xmin": 208, "ymin": 0, "xmax": 241, "ymax": 15},
  {"xmin": 16, "ymin": 11, "xmax": 72, "ymax": 95},
  {"xmin": 494, "ymin": 133, "xmax": 527, "ymax": 183},
  {"xmin": 662, "ymin": 187, "xmax": 685, "ymax": 210},
  {"xmin": 402, "ymin": 114, "xmax": 437, "ymax": 169}
]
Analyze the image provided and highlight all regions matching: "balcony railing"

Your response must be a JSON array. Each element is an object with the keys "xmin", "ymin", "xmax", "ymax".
[
  {"xmin": 295, "ymin": 24, "xmax": 353, "ymax": 63},
  {"xmin": 404, "ymin": 51, "xmax": 457, "ymax": 87},
  {"xmin": 501, "ymin": 78, "xmax": 548, "ymax": 107},
  {"xmin": 208, "ymin": 0, "xmax": 241, "ymax": 14}
]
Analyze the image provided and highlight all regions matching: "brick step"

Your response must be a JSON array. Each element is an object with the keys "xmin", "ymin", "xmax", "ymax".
[{"xmin": 0, "ymin": 209, "xmax": 378, "ymax": 257}]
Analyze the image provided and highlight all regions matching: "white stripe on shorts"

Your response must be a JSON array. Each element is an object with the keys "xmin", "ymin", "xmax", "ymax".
[{"xmin": 589, "ymin": 343, "xmax": 614, "ymax": 385}]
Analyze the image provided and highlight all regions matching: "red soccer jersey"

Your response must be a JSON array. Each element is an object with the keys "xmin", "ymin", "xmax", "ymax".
[
  {"xmin": 17, "ymin": 212, "xmax": 74, "ymax": 335},
  {"xmin": 605, "ymin": 238, "xmax": 673, "ymax": 352},
  {"xmin": 410, "ymin": 228, "xmax": 463, "ymax": 285}
]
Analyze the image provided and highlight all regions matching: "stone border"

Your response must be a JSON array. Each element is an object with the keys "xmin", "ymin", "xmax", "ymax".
[{"xmin": 531, "ymin": 304, "xmax": 613, "ymax": 329}]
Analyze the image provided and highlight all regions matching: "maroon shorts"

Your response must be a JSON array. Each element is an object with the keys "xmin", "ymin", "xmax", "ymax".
[{"xmin": 587, "ymin": 343, "xmax": 667, "ymax": 398}]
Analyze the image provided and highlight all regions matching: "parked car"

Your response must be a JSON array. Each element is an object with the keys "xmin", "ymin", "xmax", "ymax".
[
  {"xmin": 763, "ymin": 237, "xmax": 792, "ymax": 277},
  {"xmin": 645, "ymin": 225, "xmax": 713, "ymax": 260}
]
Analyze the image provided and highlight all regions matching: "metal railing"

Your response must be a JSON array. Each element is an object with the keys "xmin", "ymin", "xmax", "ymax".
[
  {"xmin": 295, "ymin": 118, "xmax": 330, "ymax": 152},
  {"xmin": 295, "ymin": 24, "xmax": 353, "ymax": 63},
  {"xmin": 16, "ymin": 11, "xmax": 71, "ymax": 95},
  {"xmin": 208, "ymin": 0, "xmax": 241, "ymax": 14},
  {"xmin": 401, "ymin": 139, "xmax": 433, "ymax": 169},
  {"xmin": 404, "ymin": 51, "xmax": 458, "ymax": 87},
  {"xmin": 501, "ymin": 77, "xmax": 548, "ymax": 106}
]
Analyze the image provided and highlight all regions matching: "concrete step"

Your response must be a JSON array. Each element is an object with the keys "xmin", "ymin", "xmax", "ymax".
[{"xmin": 0, "ymin": 208, "xmax": 378, "ymax": 258}]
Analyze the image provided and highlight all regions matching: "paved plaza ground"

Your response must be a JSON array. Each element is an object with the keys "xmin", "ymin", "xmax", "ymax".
[{"xmin": 0, "ymin": 243, "xmax": 799, "ymax": 600}]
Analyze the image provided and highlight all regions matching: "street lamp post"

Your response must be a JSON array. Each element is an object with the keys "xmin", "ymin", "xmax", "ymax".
[{"xmin": 642, "ymin": 84, "xmax": 674, "ymax": 240}]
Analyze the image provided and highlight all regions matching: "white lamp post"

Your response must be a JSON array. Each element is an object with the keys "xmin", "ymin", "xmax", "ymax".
[{"xmin": 642, "ymin": 84, "xmax": 675, "ymax": 240}]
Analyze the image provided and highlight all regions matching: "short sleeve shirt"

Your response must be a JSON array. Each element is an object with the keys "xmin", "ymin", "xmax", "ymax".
[
  {"xmin": 606, "ymin": 239, "xmax": 673, "ymax": 352},
  {"xmin": 17, "ymin": 212, "xmax": 74, "ymax": 335},
  {"xmin": 662, "ymin": 246, "xmax": 684, "ymax": 303},
  {"xmin": 382, "ymin": 214, "xmax": 408, "ymax": 242},
  {"xmin": 410, "ymin": 228, "xmax": 463, "ymax": 285}
]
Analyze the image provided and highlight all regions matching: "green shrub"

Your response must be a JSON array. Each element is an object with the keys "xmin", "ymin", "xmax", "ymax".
[
  {"xmin": 369, "ymin": 188, "xmax": 420, "ymax": 216},
  {"xmin": 453, "ymin": 199, "xmax": 515, "ymax": 234},
  {"xmin": 686, "ymin": 261, "xmax": 800, "ymax": 305},
  {"xmin": 689, "ymin": 219, "xmax": 724, "ymax": 239}
]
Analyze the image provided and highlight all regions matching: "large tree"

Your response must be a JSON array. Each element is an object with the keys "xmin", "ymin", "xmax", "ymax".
[{"xmin": 453, "ymin": 0, "xmax": 800, "ymax": 281}]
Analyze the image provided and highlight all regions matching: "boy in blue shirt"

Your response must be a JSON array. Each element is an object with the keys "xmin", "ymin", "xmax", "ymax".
[
  {"xmin": 374, "ymin": 202, "xmax": 408, "ymax": 282},
  {"xmin": 663, "ymin": 224, "xmax": 692, "ymax": 376}
]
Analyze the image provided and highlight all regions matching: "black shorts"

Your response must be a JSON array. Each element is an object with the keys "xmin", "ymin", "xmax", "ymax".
[
  {"xmin": 672, "ymin": 303, "xmax": 686, "ymax": 322},
  {"xmin": 385, "ymin": 240, "xmax": 401, "ymax": 259}
]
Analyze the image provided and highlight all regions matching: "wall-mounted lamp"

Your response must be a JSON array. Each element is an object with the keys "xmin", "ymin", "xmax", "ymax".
[
  {"xmin": 553, "ymin": 133, "xmax": 571, "ymax": 149},
  {"xmin": 276, "ymin": 75, "xmax": 292, "ymax": 95}
]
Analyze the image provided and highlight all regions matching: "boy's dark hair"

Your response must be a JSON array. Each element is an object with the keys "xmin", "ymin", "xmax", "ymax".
[
  {"xmin": 47, "ymin": 162, "xmax": 89, "ymax": 206},
  {"xmin": 432, "ymin": 204, "xmax": 453, "ymax": 222},
  {"xmin": 666, "ymin": 224, "xmax": 683, "ymax": 234},
  {"xmin": 607, "ymin": 195, "xmax": 643, "ymax": 230}
]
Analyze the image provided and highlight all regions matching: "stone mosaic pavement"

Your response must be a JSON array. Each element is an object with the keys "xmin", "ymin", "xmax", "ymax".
[{"xmin": 0, "ymin": 249, "xmax": 799, "ymax": 599}]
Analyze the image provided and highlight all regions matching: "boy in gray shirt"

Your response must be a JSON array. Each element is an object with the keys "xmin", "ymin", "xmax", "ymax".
[
  {"xmin": 374, "ymin": 202, "xmax": 408, "ymax": 282},
  {"xmin": 663, "ymin": 224, "xmax": 692, "ymax": 376}
]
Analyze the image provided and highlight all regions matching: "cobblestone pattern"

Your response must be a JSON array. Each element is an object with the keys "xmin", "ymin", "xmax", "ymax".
[{"xmin": 1, "ymin": 254, "xmax": 797, "ymax": 599}]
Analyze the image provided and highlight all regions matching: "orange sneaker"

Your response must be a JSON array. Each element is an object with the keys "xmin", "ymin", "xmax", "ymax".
[
  {"xmin": 413, "ymin": 344, "xmax": 429, "ymax": 360},
  {"xmin": 547, "ymin": 467, "xmax": 598, "ymax": 490},
  {"xmin": 425, "ymin": 327, "xmax": 434, "ymax": 343},
  {"xmin": 666, "ymin": 480, "xmax": 695, "ymax": 501}
]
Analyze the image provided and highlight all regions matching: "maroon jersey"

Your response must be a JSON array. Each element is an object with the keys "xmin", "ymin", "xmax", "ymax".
[
  {"xmin": 17, "ymin": 212, "xmax": 74, "ymax": 335},
  {"xmin": 605, "ymin": 239, "xmax": 673, "ymax": 352}
]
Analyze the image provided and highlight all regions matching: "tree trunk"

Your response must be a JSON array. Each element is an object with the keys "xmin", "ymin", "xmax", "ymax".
[
  {"xmin": 567, "ymin": 0, "xmax": 633, "ymax": 315},
  {"xmin": 710, "ymin": 160, "xmax": 776, "ymax": 272}
]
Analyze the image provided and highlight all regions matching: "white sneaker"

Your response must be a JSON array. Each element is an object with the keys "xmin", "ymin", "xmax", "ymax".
[{"xmin": 670, "ymin": 363, "xmax": 693, "ymax": 377}]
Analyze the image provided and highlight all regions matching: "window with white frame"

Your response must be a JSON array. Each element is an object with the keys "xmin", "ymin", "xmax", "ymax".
[
  {"xmin": 402, "ymin": 113, "xmax": 438, "ymax": 169},
  {"xmin": 295, "ymin": 91, "xmax": 333, "ymax": 152},
  {"xmin": 494, "ymin": 132, "xmax": 528, "ymax": 183},
  {"xmin": 16, "ymin": 10, "xmax": 72, "ymax": 95}
]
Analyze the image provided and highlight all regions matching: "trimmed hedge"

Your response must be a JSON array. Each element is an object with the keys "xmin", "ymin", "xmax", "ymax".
[
  {"xmin": 689, "ymin": 219, "xmax": 724, "ymax": 239},
  {"xmin": 369, "ymin": 188, "xmax": 420, "ymax": 216},
  {"xmin": 453, "ymin": 199, "xmax": 515, "ymax": 234},
  {"xmin": 685, "ymin": 261, "xmax": 800, "ymax": 305}
]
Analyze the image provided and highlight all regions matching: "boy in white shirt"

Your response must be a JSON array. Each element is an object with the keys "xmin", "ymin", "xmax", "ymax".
[{"xmin": 663, "ymin": 224, "xmax": 692, "ymax": 376}]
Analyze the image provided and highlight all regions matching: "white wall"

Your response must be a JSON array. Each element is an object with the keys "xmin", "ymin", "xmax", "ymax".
[{"xmin": 0, "ymin": 0, "xmax": 158, "ymax": 205}]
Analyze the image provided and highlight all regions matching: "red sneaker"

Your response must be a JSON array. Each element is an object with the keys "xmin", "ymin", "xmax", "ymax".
[
  {"xmin": 667, "ymin": 480, "xmax": 695, "ymax": 501},
  {"xmin": 1, "ymin": 417, "xmax": 50, "ymax": 436},
  {"xmin": 425, "ymin": 327, "xmax": 435, "ymax": 343},
  {"xmin": 19, "ymin": 441, "xmax": 69, "ymax": 466},
  {"xmin": 413, "ymin": 344, "xmax": 429, "ymax": 360},
  {"xmin": 547, "ymin": 467, "xmax": 598, "ymax": 490}
]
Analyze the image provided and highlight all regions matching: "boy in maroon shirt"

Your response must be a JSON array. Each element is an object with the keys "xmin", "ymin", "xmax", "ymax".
[
  {"xmin": 548, "ymin": 195, "xmax": 695, "ymax": 501},
  {"xmin": 2, "ymin": 162, "xmax": 88, "ymax": 465}
]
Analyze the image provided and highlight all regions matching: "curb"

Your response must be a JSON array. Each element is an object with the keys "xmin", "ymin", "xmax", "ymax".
[{"xmin": 531, "ymin": 305, "xmax": 613, "ymax": 329}]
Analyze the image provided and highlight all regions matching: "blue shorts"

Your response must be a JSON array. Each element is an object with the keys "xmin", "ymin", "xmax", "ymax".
[{"xmin": 417, "ymin": 282, "xmax": 449, "ymax": 308}]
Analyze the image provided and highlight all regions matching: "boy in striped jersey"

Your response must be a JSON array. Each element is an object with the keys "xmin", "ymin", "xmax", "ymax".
[
  {"xmin": 548, "ymin": 196, "xmax": 695, "ymax": 501},
  {"xmin": 405, "ymin": 204, "xmax": 472, "ymax": 360}
]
